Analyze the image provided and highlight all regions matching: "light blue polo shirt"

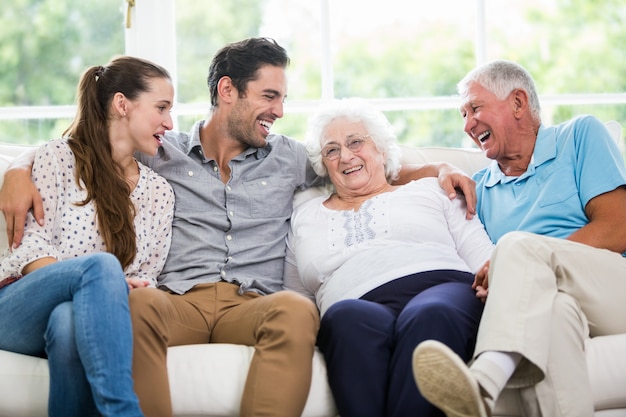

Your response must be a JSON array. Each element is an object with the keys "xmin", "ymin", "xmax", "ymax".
[{"xmin": 473, "ymin": 115, "xmax": 626, "ymax": 243}]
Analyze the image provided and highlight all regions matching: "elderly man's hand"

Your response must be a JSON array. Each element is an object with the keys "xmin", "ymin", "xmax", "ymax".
[
  {"xmin": 437, "ymin": 163, "xmax": 477, "ymax": 219},
  {"xmin": 473, "ymin": 260, "xmax": 490, "ymax": 302}
]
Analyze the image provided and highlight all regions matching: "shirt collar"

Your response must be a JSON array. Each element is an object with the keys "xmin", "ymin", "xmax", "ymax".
[
  {"xmin": 186, "ymin": 120, "xmax": 204, "ymax": 157},
  {"xmin": 484, "ymin": 124, "xmax": 556, "ymax": 187}
]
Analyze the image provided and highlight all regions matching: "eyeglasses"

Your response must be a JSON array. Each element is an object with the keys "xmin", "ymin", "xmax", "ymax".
[{"xmin": 321, "ymin": 135, "xmax": 370, "ymax": 161}]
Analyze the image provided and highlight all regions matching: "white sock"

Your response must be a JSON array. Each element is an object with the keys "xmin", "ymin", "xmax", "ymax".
[
  {"xmin": 470, "ymin": 351, "xmax": 522, "ymax": 406},
  {"xmin": 478, "ymin": 351, "xmax": 521, "ymax": 378}
]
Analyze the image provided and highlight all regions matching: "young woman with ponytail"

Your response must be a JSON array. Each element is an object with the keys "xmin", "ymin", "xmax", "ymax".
[{"xmin": 0, "ymin": 56, "xmax": 175, "ymax": 417}]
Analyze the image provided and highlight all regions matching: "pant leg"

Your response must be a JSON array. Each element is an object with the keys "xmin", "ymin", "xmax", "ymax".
[
  {"xmin": 130, "ymin": 283, "xmax": 219, "ymax": 417},
  {"xmin": 0, "ymin": 253, "xmax": 142, "ymax": 417},
  {"xmin": 519, "ymin": 293, "xmax": 592, "ymax": 417},
  {"xmin": 211, "ymin": 285, "xmax": 320, "ymax": 417},
  {"xmin": 388, "ymin": 281, "xmax": 483, "ymax": 417},
  {"xmin": 317, "ymin": 299, "xmax": 395, "ymax": 417},
  {"xmin": 477, "ymin": 232, "xmax": 626, "ymax": 414},
  {"xmin": 46, "ymin": 302, "xmax": 98, "ymax": 417}
]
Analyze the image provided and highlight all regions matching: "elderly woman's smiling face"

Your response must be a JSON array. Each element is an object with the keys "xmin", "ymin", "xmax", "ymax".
[{"xmin": 321, "ymin": 117, "xmax": 389, "ymax": 198}]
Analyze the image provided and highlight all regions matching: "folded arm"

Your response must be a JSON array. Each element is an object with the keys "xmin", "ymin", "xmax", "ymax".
[{"xmin": 568, "ymin": 186, "xmax": 626, "ymax": 253}]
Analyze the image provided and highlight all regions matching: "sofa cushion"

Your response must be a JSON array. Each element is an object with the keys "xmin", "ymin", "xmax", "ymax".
[
  {"xmin": 168, "ymin": 344, "xmax": 336, "ymax": 417},
  {"xmin": 0, "ymin": 350, "xmax": 48, "ymax": 417},
  {"xmin": 587, "ymin": 334, "xmax": 626, "ymax": 410},
  {"xmin": 0, "ymin": 345, "xmax": 336, "ymax": 417}
]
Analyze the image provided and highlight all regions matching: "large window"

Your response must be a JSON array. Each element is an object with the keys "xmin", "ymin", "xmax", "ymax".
[
  {"xmin": 1, "ymin": 0, "xmax": 625, "ymax": 147},
  {"xmin": 0, "ymin": 0, "xmax": 125, "ymax": 144}
]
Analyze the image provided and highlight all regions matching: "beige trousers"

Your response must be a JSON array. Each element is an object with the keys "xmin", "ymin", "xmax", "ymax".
[
  {"xmin": 129, "ymin": 282, "xmax": 320, "ymax": 417},
  {"xmin": 476, "ymin": 231, "xmax": 626, "ymax": 417}
]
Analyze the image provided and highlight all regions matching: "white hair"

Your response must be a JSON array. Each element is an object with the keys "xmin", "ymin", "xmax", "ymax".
[
  {"xmin": 305, "ymin": 98, "xmax": 402, "ymax": 181},
  {"xmin": 457, "ymin": 60, "xmax": 541, "ymax": 122}
]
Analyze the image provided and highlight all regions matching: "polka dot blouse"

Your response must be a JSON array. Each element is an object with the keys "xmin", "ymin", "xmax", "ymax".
[{"xmin": 0, "ymin": 138, "xmax": 175, "ymax": 287}]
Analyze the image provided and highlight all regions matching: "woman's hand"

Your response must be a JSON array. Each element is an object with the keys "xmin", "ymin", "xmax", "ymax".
[{"xmin": 126, "ymin": 278, "xmax": 150, "ymax": 290}]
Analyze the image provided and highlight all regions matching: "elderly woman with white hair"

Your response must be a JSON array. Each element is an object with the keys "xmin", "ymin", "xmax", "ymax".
[{"xmin": 283, "ymin": 98, "xmax": 494, "ymax": 417}]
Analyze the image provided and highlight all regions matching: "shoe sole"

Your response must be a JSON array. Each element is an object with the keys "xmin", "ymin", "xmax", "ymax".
[{"xmin": 412, "ymin": 340, "xmax": 488, "ymax": 417}]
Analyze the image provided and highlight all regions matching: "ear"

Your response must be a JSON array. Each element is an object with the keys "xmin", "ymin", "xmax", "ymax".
[
  {"xmin": 217, "ymin": 76, "xmax": 236, "ymax": 104},
  {"xmin": 112, "ymin": 92, "xmax": 128, "ymax": 117},
  {"xmin": 511, "ymin": 88, "xmax": 529, "ymax": 119}
]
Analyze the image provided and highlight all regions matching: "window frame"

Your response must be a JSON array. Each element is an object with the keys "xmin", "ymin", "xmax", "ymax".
[{"xmin": 2, "ymin": 0, "xmax": 626, "ymax": 135}]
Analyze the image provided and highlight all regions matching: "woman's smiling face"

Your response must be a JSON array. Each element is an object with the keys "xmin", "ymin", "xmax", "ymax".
[{"xmin": 321, "ymin": 118, "xmax": 388, "ymax": 197}]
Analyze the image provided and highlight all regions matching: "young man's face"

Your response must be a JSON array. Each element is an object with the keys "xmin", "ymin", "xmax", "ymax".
[{"xmin": 227, "ymin": 65, "xmax": 287, "ymax": 148}]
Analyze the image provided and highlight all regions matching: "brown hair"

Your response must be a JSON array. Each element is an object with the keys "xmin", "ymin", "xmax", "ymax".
[
  {"xmin": 207, "ymin": 37, "xmax": 289, "ymax": 107},
  {"xmin": 63, "ymin": 56, "xmax": 171, "ymax": 269}
]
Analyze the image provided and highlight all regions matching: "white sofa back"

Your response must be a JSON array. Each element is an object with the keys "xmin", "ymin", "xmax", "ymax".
[{"xmin": 0, "ymin": 122, "xmax": 624, "ymax": 417}]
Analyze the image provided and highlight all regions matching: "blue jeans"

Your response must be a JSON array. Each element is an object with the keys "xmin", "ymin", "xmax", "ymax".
[{"xmin": 0, "ymin": 253, "xmax": 143, "ymax": 417}]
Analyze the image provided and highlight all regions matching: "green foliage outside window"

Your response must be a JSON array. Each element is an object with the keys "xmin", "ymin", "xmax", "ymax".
[
  {"xmin": 0, "ymin": 0, "xmax": 624, "ymax": 149},
  {"xmin": 0, "ymin": 0, "xmax": 124, "ymax": 144}
]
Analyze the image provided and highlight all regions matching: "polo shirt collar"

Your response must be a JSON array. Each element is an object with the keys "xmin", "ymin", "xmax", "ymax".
[{"xmin": 484, "ymin": 124, "xmax": 556, "ymax": 187}]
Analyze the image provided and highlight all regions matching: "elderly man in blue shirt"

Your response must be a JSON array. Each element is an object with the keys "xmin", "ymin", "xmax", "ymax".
[{"xmin": 413, "ymin": 60, "xmax": 626, "ymax": 417}]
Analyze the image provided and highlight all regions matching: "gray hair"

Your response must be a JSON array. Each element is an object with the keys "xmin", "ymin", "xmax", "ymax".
[
  {"xmin": 305, "ymin": 98, "xmax": 401, "ymax": 181},
  {"xmin": 457, "ymin": 60, "xmax": 541, "ymax": 122}
]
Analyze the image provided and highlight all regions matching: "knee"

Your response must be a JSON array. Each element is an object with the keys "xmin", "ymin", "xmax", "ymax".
[
  {"xmin": 399, "ymin": 296, "xmax": 472, "ymax": 334},
  {"xmin": 81, "ymin": 253, "xmax": 127, "ymax": 293},
  {"xmin": 129, "ymin": 287, "xmax": 167, "ymax": 320},
  {"xmin": 128, "ymin": 287, "xmax": 170, "ymax": 336},
  {"xmin": 266, "ymin": 291, "xmax": 320, "ymax": 339},
  {"xmin": 494, "ymin": 231, "xmax": 543, "ymax": 258},
  {"xmin": 85, "ymin": 252, "xmax": 124, "ymax": 273},
  {"xmin": 320, "ymin": 300, "xmax": 394, "ymax": 346},
  {"xmin": 274, "ymin": 291, "xmax": 318, "ymax": 319},
  {"xmin": 402, "ymin": 299, "xmax": 452, "ymax": 324},
  {"xmin": 323, "ymin": 299, "xmax": 380, "ymax": 328}
]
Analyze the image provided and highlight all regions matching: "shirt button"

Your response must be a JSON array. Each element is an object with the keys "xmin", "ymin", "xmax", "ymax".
[
  {"xmin": 226, "ymin": 235, "xmax": 233, "ymax": 241},
  {"xmin": 213, "ymin": 166, "xmax": 218, "ymax": 172},
  {"xmin": 226, "ymin": 186, "xmax": 232, "ymax": 191},
  {"xmin": 261, "ymin": 181, "xmax": 267, "ymax": 186},
  {"xmin": 188, "ymin": 170, "xmax": 194, "ymax": 176},
  {"xmin": 229, "ymin": 211, "xmax": 234, "ymax": 217},
  {"xmin": 220, "ymin": 271, "xmax": 226, "ymax": 277}
]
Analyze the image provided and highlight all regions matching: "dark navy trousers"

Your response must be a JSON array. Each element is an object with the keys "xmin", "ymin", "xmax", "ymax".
[{"xmin": 316, "ymin": 270, "xmax": 484, "ymax": 417}]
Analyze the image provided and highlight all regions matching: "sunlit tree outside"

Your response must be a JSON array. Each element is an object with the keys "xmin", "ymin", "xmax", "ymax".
[
  {"xmin": 0, "ymin": 0, "xmax": 124, "ymax": 144},
  {"xmin": 0, "ymin": 0, "xmax": 624, "ymax": 149}
]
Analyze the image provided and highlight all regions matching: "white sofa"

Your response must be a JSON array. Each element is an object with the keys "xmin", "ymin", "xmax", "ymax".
[{"xmin": 0, "ymin": 130, "xmax": 625, "ymax": 417}]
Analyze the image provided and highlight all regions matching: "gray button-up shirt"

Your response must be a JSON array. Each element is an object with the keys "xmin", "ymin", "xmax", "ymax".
[{"xmin": 137, "ymin": 120, "xmax": 321, "ymax": 295}]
